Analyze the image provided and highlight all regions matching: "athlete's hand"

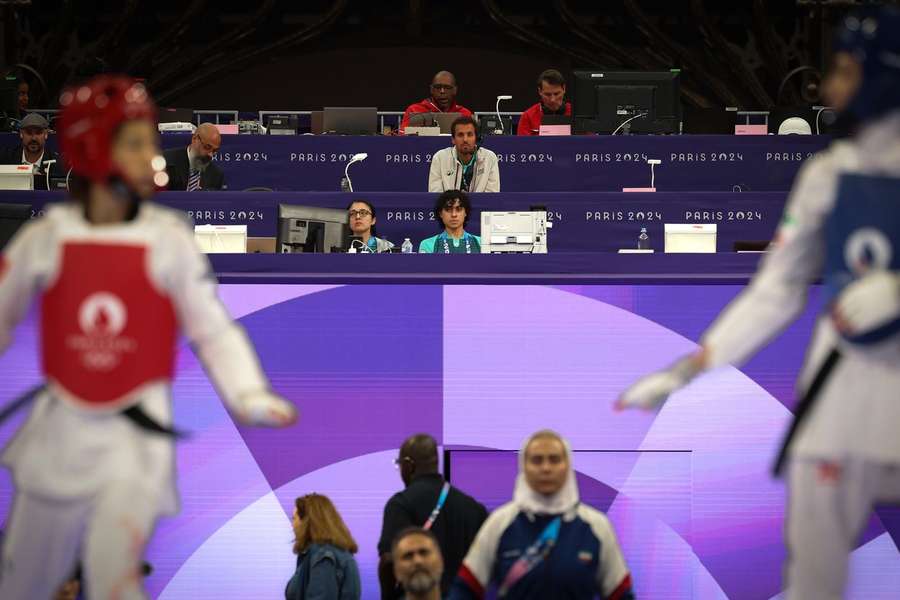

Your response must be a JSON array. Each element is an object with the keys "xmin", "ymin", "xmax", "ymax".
[
  {"xmin": 235, "ymin": 391, "xmax": 298, "ymax": 427},
  {"xmin": 832, "ymin": 271, "xmax": 900, "ymax": 336},
  {"xmin": 615, "ymin": 354, "xmax": 704, "ymax": 411}
]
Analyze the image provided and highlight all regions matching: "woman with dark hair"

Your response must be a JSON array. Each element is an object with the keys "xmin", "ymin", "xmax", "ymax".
[
  {"xmin": 347, "ymin": 199, "xmax": 395, "ymax": 253},
  {"xmin": 287, "ymin": 493, "xmax": 362, "ymax": 600},
  {"xmin": 418, "ymin": 190, "xmax": 481, "ymax": 254}
]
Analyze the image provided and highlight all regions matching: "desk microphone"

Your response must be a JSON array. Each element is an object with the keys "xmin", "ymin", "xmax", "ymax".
[
  {"xmin": 495, "ymin": 95, "xmax": 512, "ymax": 134},
  {"xmin": 342, "ymin": 153, "xmax": 367, "ymax": 192}
]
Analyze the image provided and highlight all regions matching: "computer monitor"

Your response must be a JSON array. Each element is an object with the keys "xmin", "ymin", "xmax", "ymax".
[
  {"xmin": 572, "ymin": 70, "xmax": 682, "ymax": 134},
  {"xmin": 322, "ymin": 107, "xmax": 377, "ymax": 135},
  {"xmin": 0, "ymin": 203, "xmax": 31, "ymax": 250},
  {"xmin": 276, "ymin": 204, "xmax": 349, "ymax": 253}
]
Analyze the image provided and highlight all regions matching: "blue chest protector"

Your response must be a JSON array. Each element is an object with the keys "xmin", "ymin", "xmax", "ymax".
[{"xmin": 825, "ymin": 174, "xmax": 900, "ymax": 344}]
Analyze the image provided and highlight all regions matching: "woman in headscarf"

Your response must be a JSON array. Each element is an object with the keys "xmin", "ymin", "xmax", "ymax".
[{"xmin": 450, "ymin": 430, "xmax": 634, "ymax": 600}]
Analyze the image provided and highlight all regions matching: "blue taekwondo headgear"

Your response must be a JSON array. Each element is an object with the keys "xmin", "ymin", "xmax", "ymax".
[{"xmin": 834, "ymin": 7, "xmax": 900, "ymax": 123}]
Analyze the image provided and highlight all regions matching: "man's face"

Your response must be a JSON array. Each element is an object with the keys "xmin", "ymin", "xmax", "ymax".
[
  {"xmin": 348, "ymin": 201, "xmax": 375, "ymax": 236},
  {"xmin": 111, "ymin": 120, "xmax": 162, "ymax": 199},
  {"xmin": 20, "ymin": 126, "xmax": 47, "ymax": 155},
  {"xmin": 452, "ymin": 124, "xmax": 477, "ymax": 157},
  {"xmin": 524, "ymin": 436, "xmax": 568, "ymax": 496},
  {"xmin": 822, "ymin": 52, "xmax": 863, "ymax": 114},
  {"xmin": 190, "ymin": 129, "xmax": 221, "ymax": 165},
  {"xmin": 439, "ymin": 199, "xmax": 466, "ymax": 231},
  {"xmin": 430, "ymin": 74, "xmax": 457, "ymax": 110},
  {"xmin": 17, "ymin": 82, "xmax": 28, "ymax": 112},
  {"xmin": 393, "ymin": 534, "xmax": 444, "ymax": 596},
  {"xmin": 539, "ymin": 81, "xmax": 566, "ymax": 112}
]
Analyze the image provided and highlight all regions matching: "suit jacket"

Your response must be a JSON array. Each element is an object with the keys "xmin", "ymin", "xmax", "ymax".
[
  {"xmin": 0, "ymin": 144, "xmax": 65, "ymax": 190},
  {"xmin": 162, "ymin": 146, "xmax": 225, "ymax": 191}
]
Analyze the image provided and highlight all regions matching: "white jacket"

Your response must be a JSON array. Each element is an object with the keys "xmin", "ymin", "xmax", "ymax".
[
  {"xmin": 700, "ymin": 112, "xmax": 900, "ymax": 463},
  {"xmin": 428, "ymin": 146, "xmax": 501, "ymax": 193},
  {"xmin": 0, "ymin": 202, "xmax": 273, "ymax": 514}
]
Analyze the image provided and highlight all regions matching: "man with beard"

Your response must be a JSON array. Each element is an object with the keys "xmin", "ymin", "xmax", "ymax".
[
  {"xmin": 428, "ymin": 117, "xmax": 500, "ymax": 193},
  {"xmin": 0, "ymin": 113, "xmax": 64, "ymax": 189},
  {"xmin": 162, "ymin": 122, "xmax": 225, "ymax": 191},
  {"xmin": 393, "ymin": 528, "xmax": 445, "ymax": 600}
]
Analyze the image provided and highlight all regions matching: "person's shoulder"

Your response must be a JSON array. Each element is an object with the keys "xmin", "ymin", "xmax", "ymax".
[
  {"xmin": 142, "ymin": 202, "xmax": 195, "ymax": 234},
  {"xmin": 405, "ymin": 99, "xmax": 430, "ymax": 113},
  {"xmin": 523, "ymin": 102, "xmax": 542, "ymax": 116},
  {"xmin": 161, "ymin": 146, "xmax": 181, "ymax": 159},
  {"xmin": 477, "ymin": 147, "xmax": 499, "ymax": 160},
  {"xmin": 432, "ymin": 146, "xmax": 453, "ymax": 158},
  {"xmin": 450, "ymin": 485, "xmax": 488, "ymax": 511},
  {"xmin": 574, "ymin": 504, "xmax": 616, "ymax": 539},
  {"xmin": 457, "ymin": 105, "xmax": 474, "ymax": 116},
  {"xmin": 0, "ymin": 145, "xmax": 21, "ymax": 163}
]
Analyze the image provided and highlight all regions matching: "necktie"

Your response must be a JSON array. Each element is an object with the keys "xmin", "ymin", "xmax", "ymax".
[{"xmin": 187, "ymin": 170, "xmax": 201, "ymax": 191}]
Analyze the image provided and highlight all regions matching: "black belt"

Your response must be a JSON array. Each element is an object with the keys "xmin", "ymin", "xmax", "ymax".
[
  {"xmin": 772, "ymin": 348, "xmax": 842, "ymax": 477},
  {"xmin": 0, "ymin": 384, "xmax": 187, "ymax": 438}
]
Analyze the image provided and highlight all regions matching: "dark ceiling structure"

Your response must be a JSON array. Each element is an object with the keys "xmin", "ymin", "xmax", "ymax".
[{"xmin": 0, "ymin": 0, "xmax": 895, "ymax": 110}]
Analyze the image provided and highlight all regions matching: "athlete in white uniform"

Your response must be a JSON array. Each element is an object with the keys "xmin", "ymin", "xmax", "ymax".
[
  {"xmin": 617, "ymin": 9, "xmax": 900, "ymax": 600},
  {"xmin": 0, "ymin": 76, "xmax": 297, "ymax": 599}
]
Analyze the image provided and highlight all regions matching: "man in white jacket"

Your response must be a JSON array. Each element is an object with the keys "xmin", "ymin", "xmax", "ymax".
[
  {"xmin": 0, "ymin": 76, "xmax": 297, "ymax": 599},
  {"xmin": 617, "ymin": 9, "xmax": 900, "ymax": 600},
  {"xmin": 428, "ymin": 116, "xmax": 500, "ymax": 193}
]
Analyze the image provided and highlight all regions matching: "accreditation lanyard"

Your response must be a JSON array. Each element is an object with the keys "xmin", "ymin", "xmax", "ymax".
[
  {"xmin": 498, "ymin": 516, "xmax": 562, "ymax": 597},
  {"xmin": 440, "ymin": 232, "xmax": 473, "ymax": 254},
  {"xmin": 422, "ymin": 482, "xmax": 451, "ymax": 530}
]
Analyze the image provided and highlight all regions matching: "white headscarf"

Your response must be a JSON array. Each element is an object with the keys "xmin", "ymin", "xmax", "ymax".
[{"xmin": 513, "ymin": 430, "xmax": 580, "ymax": 516}]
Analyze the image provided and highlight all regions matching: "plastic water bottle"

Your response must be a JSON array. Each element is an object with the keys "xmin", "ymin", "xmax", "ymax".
[
  {"xmin": 401, "ymin": 238, "xmax": 414, "ymax": 254},
  {"xmin": 637, "ymin": 227, "xmax": 650, "ymax": 250}
]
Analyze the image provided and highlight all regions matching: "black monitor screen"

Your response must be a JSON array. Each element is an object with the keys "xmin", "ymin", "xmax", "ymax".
[
  {"xmin": 573, "ymin": 70, "xmax": 682, "ymax": 134},
  {"xmin": 0, "ymin": 203, "xmax": 31, "ymax": 250},
  {"xmin": 276, "ymin": 204, "xmax": 349, "ymax": 253}
]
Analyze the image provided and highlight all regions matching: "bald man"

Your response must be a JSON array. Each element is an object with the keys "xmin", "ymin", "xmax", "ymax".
[
  {"xmin": 400, "ymin": 71, "xmax": 473, "ymax": 132},
  {"xmin": 162, "ymin": 122, "xmax": 225, "ymax": 191},
  {"xmin": 378, "ymin": 434, "xmax": 487, "ymax": 599}
]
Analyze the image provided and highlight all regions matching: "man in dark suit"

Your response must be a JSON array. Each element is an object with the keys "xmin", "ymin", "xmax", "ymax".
[
  {"xmin": 0, "ymin": 113, "xmax": 65, "ymax": 189},
  {"xmin": 162, "ymin": 122, "xmax": 225, "ymax": 191}
]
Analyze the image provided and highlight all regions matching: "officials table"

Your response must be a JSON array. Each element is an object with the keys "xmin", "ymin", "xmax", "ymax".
[
  {"xmin": 3, "ymin": 190, "xmax": 788, "ymax": 253},
  {"xmin": 0, "ymin": 132, "xmax": 829, "ymax": 192}
]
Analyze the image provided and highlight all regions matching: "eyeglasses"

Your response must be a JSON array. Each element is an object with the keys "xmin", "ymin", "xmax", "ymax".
[
  {"xmin": 348, "ymin": 209, "xmax": 372, "ymax": 218},
  {"xmin": 194, "ymin": 133, "xmax": 220, "ymax": 154},
  {"xmin": 430, "ymin": 84, "xmax": 455, "ymax": 91}
]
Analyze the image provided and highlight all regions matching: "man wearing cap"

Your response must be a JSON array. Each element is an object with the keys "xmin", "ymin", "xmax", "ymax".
[{"xmin": 0, "ymin": 113, "xmax": 64, "ymax": 189}]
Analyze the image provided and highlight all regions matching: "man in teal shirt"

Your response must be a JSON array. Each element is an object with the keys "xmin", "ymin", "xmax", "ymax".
[{"xmin": 418, "ymin": 190, "xmax": 482, "ymax": 254}]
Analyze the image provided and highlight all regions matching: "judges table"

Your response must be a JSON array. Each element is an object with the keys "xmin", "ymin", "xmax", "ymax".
[
  {"xmin": 5, "ymin": 195, "xmax": 895, "ymax": 600},
  {"xmin": 1, "ymin": 132, "xmax": 829, "ymax": 192},
  {"xmin": 5, "ymin": 190, "xmax": 787, "ymax": 253}
]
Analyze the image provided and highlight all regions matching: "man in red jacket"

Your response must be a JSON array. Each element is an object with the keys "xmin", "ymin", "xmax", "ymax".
[
  {"xmin": 517, "ymin": 69, "xmax": 573, "ymax": 136},
  {"xmin": 400, "ymin": 71, "xmax": 473, "ymax": 132}
]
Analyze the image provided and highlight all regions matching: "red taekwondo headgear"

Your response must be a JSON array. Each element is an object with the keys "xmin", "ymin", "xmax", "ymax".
[{"xmin": 58, "ymin": 75, "xmax": 157, "ymax": 184}]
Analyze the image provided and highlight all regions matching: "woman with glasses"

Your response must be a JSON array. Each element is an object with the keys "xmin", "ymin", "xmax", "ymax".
[
  {"xmin": 347, "ymin": 200, "xmax": 395, "ymax": 253},
  {"xmin": 287, "ymin": 493, "xmax": 361, "ymax": 600},
  {"xmin": 450, "ymin": 430, "xmax": 634, "ymax": 600},
  {"xmin": 418, "ymin": 190, "xmax": 481, "ymax": 254}
]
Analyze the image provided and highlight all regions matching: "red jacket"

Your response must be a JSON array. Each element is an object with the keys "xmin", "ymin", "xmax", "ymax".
[
  {"xmin": 517, "ymin": 101, "xmax": 572, "ymax": 135},
  {"xmin": 400, "ymin": 98, "xmax": 473, "ymax": 131}
]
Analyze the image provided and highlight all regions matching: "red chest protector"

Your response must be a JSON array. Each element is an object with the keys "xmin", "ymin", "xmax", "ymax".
[{"xmin": 41, "ymin": 242, "xmax": 178, "ymax": 411}]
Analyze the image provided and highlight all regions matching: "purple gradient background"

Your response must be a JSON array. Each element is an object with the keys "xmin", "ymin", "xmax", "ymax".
[{"xmin": 0, "ymin": 282, "xmax": 897, "ymax": 599}]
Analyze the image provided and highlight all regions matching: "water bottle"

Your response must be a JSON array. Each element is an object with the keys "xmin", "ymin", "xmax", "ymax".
[
  {"xmin": 637, "ymin": 227, "xmax": 650, "ymax": 250},
  {"xmin": 340, "ymin": 176, "xmax": 351, "ymax": 192},
  {"xmin": 401, "ymin": 238, "xmax": 414, "ymax": 254}
]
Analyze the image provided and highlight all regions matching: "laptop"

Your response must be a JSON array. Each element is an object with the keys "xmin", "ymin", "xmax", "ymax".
[
  {"xmin": 433, "ymin": 112, "xmax": 463, "ymax": 134},
  {"xmin": 538, "ymin": 115, "xmax": 572, "ymax": 136},
  {"xmin": 322, "ymin": 107, "xmax": 377, "ymax": 135}
]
